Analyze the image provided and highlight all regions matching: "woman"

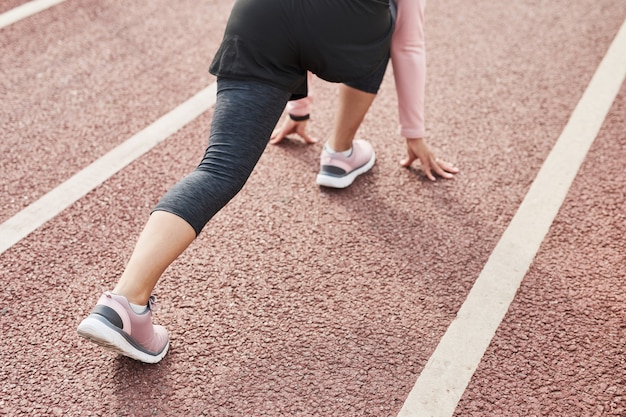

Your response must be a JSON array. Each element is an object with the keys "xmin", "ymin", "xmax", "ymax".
[{"xmin": 77, "ymin": 0, "xmax": 394, "ymax": 363}]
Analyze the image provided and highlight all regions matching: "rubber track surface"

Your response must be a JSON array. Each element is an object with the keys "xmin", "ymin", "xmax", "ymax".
[{"xmin": 1, "ymin": 1, "xmax": 624, "ymax": 416}]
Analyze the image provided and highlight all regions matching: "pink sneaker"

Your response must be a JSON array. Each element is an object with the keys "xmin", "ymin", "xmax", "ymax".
[
  {"xmin": 316, "ymin": 139, "xmax": 376, "ymax": 188},
  {"xmin": 77, "ymin": 292, "xmax": 169, "ymax": 363}
]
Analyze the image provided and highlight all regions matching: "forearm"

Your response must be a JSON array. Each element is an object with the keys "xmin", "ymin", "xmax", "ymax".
[{"xmin": 391, "ymin": 0, "xmax": 427, "ymax": 139}]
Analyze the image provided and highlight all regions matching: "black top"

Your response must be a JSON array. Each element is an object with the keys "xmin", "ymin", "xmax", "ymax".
[{"xmin": 209, "ymin": 0, "xmax": 393, "ymax": 100}]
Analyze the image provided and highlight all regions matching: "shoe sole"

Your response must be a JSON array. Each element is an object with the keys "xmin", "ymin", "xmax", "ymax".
[
  {"xmin": 316, "ymin": 151, "xmax": 376, "ymax": 189},
  {"xmin": 77, "ymin": 316, "xmax": 169, "ymax": 364}
]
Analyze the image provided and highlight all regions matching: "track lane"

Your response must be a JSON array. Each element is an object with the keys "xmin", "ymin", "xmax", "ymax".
[
  {"xmin": 0, "ymin": 0, "xmax": 33, "ymax": 16},
  {"xmin": 0, "ymin": 83, "xmax": 217, "ymax": 255},
  {"xmin": 401, "ymin": 16, "xmax": 626, "ymax": 415},
  {"xmin": 0, "ymin": 0, "xmax": 229, "ymax": 224},
  {"xmin": 455, "ymin": 81, "xmax": 626, "ymax": 417},
  {"xmin": 0, "ymin": 1, "xmax": 624, "ymax": 416},
  {"xmin": 0, "ymin": 0, "xmax": 67, "ymax": 28}
]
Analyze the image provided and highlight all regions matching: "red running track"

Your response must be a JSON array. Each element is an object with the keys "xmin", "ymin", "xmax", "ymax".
[{"xmin": 1, "ymin": 1, "xmax": 624, "ymax": 416}]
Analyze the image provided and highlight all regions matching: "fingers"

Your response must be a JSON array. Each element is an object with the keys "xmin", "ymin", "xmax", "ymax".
[
  {"xmin": 269, "ymin": 128, "xmax": 286, "ymax": 145},
  {"xmin": 422, "ymin": 160, "xmax": 437, "ymax": 181},
  {"xmin": 430, "ymin": 158, "xmax": 460, "ymax": 181},
  {"xmin": 302, "ymin": 135, "xmax": 318, "ymax": 144},
  {"xmin": 438, "ymin": 160, "xmax": 460, "ymax": 175},
  {"xmin": 401, "ymin": 148, "xmax": 459, "ymax": 180},
  {"xmin": 399, "ymin": 155, "xmax": 416, "ymax": 167},
  {"xmin": 270, "ymin": 120, "xmax": 317, "ymax": 145},
  {"xmin": 399, "ymin": 144, "xmax": 418, "ymax": 167},
  {"xmin": 298, "ymin": 129, "xmax": 318, "ymax": 144}
]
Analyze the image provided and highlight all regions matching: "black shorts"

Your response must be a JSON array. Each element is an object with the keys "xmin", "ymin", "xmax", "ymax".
[{"xmin": 209, "ymin": 0, "xmax": 393, "ymax": 99}]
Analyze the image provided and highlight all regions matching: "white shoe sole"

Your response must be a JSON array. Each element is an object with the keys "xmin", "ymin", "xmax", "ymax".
[
  {"xmin": 77, "ymin": 316, "xmax": 169, "ymax": 364},
  {"xmin": 316, "ymin": 151, "xmax": 376, "ymax": 188}
]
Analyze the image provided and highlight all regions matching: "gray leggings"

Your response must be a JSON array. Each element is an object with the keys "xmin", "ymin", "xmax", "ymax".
[{"xmin": 153, "ymin": 79, "xmax": 291, "ymax": 235}]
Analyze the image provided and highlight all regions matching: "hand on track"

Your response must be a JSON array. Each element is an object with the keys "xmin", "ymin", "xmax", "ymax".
[
  {"xmin": 270, "ymin": 118, "xmax": 318, "ymax": 145},
  {"xmin": 400, "ymin": 138, "xmax": 459, "ymax": 181}
]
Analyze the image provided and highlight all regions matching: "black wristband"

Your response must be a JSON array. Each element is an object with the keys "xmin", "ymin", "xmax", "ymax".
[{"xmin": 288, "ymin": 113, "xmax": 310, "ymax": 121}]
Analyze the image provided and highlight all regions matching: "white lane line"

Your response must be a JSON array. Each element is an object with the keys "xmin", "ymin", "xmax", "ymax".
[
  {"xmin": 0, "ymin": 0, "xmax": 67, "ymax": 29},
  {"xmin": 0, "ymin": 83, "xmax": 217, "ymax": 256},
  {"xmin": 398, "ymin": 17, "xmax": 626, "ymax": 417}
]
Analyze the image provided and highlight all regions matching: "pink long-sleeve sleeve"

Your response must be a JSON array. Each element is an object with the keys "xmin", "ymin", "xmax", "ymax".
[{"xmin": 390, "ymin": 0, "xmax": 427, "ymax": 139}]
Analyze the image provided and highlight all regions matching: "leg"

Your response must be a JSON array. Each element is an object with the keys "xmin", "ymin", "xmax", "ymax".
[
  {"xmin": 326, "ymin": 84, "xmax": 377, "ymax": 152},
  {"xmin": 113, "ymin": 211, "xmax": 196, "ymax": 305},
  {"xmin": 316, "ymin": 58, "xmax": 389, "ymax": 188},
  {"xmin": 78, "ymin": 79, "xmax": 290, "ymax": 362},
  {"xmin": 315, "ymin": 3, "xmax": 394, "ymax": 189},
  {"xmin": 114, "ymin": 79, "xmax": 290, "ymax": 305}
]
